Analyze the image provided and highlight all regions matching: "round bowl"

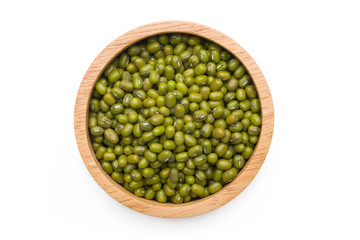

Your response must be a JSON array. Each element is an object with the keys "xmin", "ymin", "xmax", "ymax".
[{"xmin": 74, "ymin": 21, "xmax": 274, "ymax": 218}]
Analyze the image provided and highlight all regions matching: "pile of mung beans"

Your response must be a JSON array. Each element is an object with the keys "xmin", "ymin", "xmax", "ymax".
[{"xmin": 88, "ymin": 33, "xmax": 261, "ymax": 203}]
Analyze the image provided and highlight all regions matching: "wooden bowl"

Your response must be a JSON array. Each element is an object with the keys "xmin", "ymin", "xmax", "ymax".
[{"xmin": 74, "ymin": 21, "xmax": 274, "ymax": 218}]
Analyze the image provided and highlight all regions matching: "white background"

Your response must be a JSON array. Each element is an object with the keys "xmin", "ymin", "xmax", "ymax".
[{"xmin": 1, "ymin": 0, "xmax": 359, "ymax": 239}]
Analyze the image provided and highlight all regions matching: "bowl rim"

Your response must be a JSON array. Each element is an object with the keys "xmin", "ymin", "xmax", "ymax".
[{"xmin": 74, "ymin": 21, "xmax": 274, "ymax": 218}]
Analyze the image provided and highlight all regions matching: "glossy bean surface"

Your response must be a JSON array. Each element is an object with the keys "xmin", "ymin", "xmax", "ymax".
[{"xmin": 89, "ymin": 33, "xmax": 261, "ymax": 203}]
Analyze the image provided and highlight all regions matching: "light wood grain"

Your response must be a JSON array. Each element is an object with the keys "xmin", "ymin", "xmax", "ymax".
[{"xmin": 74, "ymin": 21, "xmax": 274, "ymax": 218}]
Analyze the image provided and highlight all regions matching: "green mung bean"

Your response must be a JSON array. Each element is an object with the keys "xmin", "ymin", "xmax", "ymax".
[{"xmin": 88, "ymin": 33, "xmax": 261, "ymax": 203}]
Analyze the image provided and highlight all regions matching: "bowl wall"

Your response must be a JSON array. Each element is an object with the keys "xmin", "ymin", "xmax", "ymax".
[{"xmin": 74, "ymin": 21, "xmax": 274, "ymax": 218}]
